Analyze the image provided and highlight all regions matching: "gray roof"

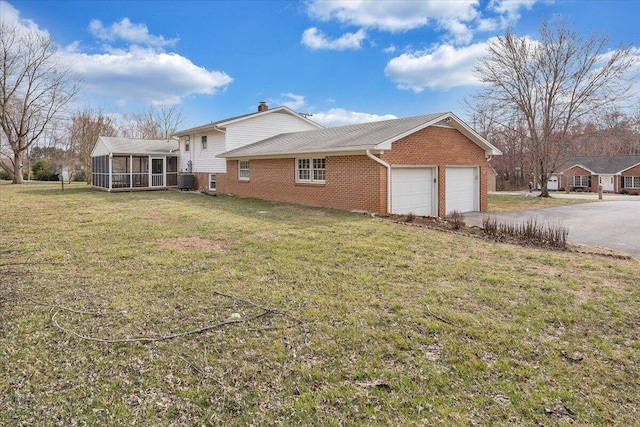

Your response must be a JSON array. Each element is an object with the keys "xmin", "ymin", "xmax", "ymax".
[
  {"xmin": 564, "ymin": 156, "xmax": 640, "ymax": 174},
  {"xmin": 219, "ymin": 112, "xmax": 501, "ymax": 158},
  {"xmin": 99, "ymin": 136, "xmax": 178, "ymax": 155}
]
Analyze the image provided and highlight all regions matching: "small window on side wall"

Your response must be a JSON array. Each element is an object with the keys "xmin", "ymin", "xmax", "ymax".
[
  {"xmin": 201, "ymin": 135, "xmax": 207, "ymax": 150},
  {"xmin": 209, "ymin": 173, "xmax": 216, "ymax": 191},
  {"xmin": 184, "ymin": 142, "xmax": 190, "ymax": 152},
  {"xmin": 238, "ymin": 160, "xmax": 250, "ymax": 180}
]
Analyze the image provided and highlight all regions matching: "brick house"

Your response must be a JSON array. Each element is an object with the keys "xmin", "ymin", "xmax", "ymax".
[
  {"xmin": 173, "ymin": 102, "xmax": 322, "ymax": 191},
  {"xmin": 217, "ymin": 112, "xmax": 501, "ymax": 217},
  {"xmin": 558, "ymin": 156, "xmax": 640, "ymax": 194}
]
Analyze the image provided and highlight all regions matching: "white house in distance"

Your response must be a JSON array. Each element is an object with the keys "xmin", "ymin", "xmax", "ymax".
[{"xmin": 173, "ymin": 102, "xmax": 323, "ymax": 191}]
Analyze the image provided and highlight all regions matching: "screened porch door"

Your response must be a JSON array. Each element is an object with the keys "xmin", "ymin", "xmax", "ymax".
[{"xmin": 151, "ymin": 158, "xmax": 164, "ymax": 187}]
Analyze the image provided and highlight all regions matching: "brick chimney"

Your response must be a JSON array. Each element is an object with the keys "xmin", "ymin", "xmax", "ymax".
[{"xmin": 258, "ymin": 101, "xmax": 268, "ymax": 112}]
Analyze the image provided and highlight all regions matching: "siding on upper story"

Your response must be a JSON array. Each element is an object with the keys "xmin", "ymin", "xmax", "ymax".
[
  {"xmin": 178, "ymin": 110, "xmax": 320, "ymax": 177},
  {"xmin": 225, "ymin": 111, "xmax": 319, "ymax": 152}
]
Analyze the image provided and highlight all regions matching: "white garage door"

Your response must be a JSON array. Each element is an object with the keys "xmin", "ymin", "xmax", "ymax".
[
  {"xmin": 446, "ymin": 167, "xmax": 478, "ymax": 214},
  {"xmin": 391, "ymin": 168, "xmax": 435, "ymax": 216}
]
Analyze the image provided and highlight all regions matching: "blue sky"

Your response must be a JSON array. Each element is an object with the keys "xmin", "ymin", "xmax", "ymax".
[{"xmin": 2, "ymin": 0, "xmax": 639, "ymax": 129}]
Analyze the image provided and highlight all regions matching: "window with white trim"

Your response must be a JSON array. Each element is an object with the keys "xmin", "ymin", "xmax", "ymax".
[
  {"xmin": 209, "ymin": 173, "xmax": 216, "ymax": 190},
  {"xmin": 572, "ymin": 175, "xmax": 591, "ymax": 187},
  {"xmin": 201, "ymin": 135, "xmax": 207, "ymax": 150},
  {"xmin": 296, "ymin": 157, "xmax": 325, "ymax": 183},
  {"xmin": 623, "ymin": 176, "xmax": 640, "ymax": 188},
  {"xmin": 184, "ymin": 142, "xmax": 190, "ymax": 152},
  {"xmin": 238, "ymin": 160, "xmax": 250, "ymax": 180}
]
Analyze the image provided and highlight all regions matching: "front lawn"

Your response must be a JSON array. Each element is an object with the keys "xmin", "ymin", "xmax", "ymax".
[
  {"xmin": 1, "ymin": 183, "xmax": 638, "ymax": 425},
  {"xmin": 488, "ymin": 192, "xmax": 595, "ymax": 212}
]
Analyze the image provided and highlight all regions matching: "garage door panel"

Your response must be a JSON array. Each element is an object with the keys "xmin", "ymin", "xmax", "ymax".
[
  {"xmin": 391, "ymin": 168, "xmax": 434, "ymax": 216},
  {"xmin": 446, "ymin": 167, "xmax": 478, "ymax": 214}
]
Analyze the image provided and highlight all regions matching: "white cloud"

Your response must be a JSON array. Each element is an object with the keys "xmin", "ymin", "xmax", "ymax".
[
  {"xmin": 0, "ymin": 0, "xmax": 48, "ymax": 36},
  {"xmin": 306, "ymin": 0, "xmax": 479, "ymax": 44},
  {"xmin": 384, "ymin": 42, "xmax": 491, "ymax": 92},
  {"xmin": 88, "ymin": 18, "xmax": 177, "ymax": 49},
  {"xmin": 301, "ymin": 27, "xmax": 366, "ymax": 50},
  {"xmin": 488, "ymin": 0, "xmax": 539, "ymax": 27},
  {"xmin": 2, "ymin": 4, "xmax": 232, "ymax": 106},
  {"xmin": 305, "ymin": 0, "xmax": 547, "ymax": 45},
  {"xmin": 64, "ymin": 46, "xmax": 232, "ymax": 105},
  {"xmin": 383, "ymin": 45, "xmax": 397, "ymax": 54},
  {"xmin": 278, "ymin": 93, "xmax": 306, "ymax": 110},
  {"xmin": 312, "ymin": 108, "xmax": 397, "ymax": 127}
]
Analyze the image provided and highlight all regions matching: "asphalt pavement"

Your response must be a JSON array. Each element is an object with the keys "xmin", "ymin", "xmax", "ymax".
[{"xmin": 464, "ymin": 196, "xmax": 640, "ymax": 259}]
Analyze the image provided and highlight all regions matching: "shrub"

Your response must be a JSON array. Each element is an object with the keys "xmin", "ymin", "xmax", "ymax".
[
  {"xmin": 448, "ymin": 210, "xmax": 465, "ymax": 229},
  {"xmin": 482, "ymin": 217, "xmax": 568, "ymax": 248},
  {"xmin": 32, "ymin": 159, "xmax": 59, "ymax": 181}
]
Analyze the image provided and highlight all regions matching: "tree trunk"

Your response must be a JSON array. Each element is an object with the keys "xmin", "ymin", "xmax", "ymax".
[{"xmin": 12, "ymin": 152, "xmax": 23, "ymax": 184}]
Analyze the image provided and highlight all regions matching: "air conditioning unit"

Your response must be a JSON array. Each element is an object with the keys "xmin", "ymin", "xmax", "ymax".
[{"xmin": 177, "ymin": 174, "xmax": 195, "ymax": 190}]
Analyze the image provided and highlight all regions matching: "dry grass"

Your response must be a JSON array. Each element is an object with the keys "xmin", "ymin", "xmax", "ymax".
[
  {"xmin": 488, "ymin": 192, "xmax": 595, "ymax": 212},
  {"xmin": 1, "ymin": 182, "xmax": 639, "ymax": 425}
]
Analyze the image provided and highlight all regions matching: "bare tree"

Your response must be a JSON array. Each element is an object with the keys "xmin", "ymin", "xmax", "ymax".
[
  {"xmin": 468, "ymin": 20, "xmax": 636, "ymax": 196},
  {"xmin": 119, "ymin": 104, "xmax": 184, "ymax": 140},
  {"xmin": 68, "ymin": 109, "xmax": 117, "ymax": 183},
  {"xmin": 0, "ymin": 23, "xmax": 79, "ymax": 183},
  {"xmin": 153, "ymin": 104, "xmax": 184, "ymax": 139}
]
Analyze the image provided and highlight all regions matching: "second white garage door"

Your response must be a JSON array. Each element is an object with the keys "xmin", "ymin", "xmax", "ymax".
[
  {"xmin": 445, "ymin": 167, "xmax": 479, "ymax": 214},
  {"xmin": 391, "ymin": 168, "xmax": 436, "ymax": 216}
]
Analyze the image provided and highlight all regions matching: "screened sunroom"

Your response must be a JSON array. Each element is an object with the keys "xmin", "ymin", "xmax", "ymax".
[{"xmin": 91, "ymin": 137, "xmax": 179, "ymax": 191}]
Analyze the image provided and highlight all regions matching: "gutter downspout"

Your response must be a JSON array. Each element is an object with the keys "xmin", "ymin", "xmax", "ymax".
[{"xmin": 366, "ymin": 149, "xmax": 391, "ymax": 214}]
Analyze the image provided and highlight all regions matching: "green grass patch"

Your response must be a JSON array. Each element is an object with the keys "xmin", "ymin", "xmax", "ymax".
[
  {"xmin": 489, "ymin": 192, "xmax": 595, "ymax": 212},
  {"xmin": 1, "ymin": 182, "xmax": 639, "ymax": 425}
]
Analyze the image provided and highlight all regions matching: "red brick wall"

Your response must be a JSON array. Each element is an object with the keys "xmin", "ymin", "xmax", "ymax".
[
  {"xmin": 218, "ymin": 156, "xmax": 386, "ymax": 213},
  {"xmin": 193, "ymin": 172, "xmax": 209, "ymax": 191},
  {"xmin": 381, "ymin": 125, "xmax": 489, "ymax": 216},
  {"xmin": 621, "ymin": 164, "xmax": 640, "ymax": 194},
  {"xmin": 218, "ymin": 125, "xmax": 490, "ymax": 216},
  {"xmin": 563, "ymin": 166, "xmax": 596, "ymax": 192}
]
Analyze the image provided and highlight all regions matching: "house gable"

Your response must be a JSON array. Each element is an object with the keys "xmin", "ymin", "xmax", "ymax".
[{"xmin": 91, "ymin": 137, "xmax": 110, "ymax": 157}]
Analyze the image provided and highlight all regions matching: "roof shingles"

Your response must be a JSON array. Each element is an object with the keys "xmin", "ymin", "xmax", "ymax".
[
  {"xmin": 565, "ymin": 156, "xmax": 640, "ymax": 174},
  {"xmin": 219, "ymin": 113, "xmax": 448, "ymax": 158}
]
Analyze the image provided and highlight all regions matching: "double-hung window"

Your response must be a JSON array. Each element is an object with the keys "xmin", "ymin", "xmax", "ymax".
[
  {"xmin": 572, "ymin": 175, "xmax": 590, "ymax": 187},
  {"xmin": 238, "ymin": 160, "xmax": 250, "ymax": 180},
  {"xmin": 623, "ymin": 176, "xmax": 640, "ymax": 188},
  {"xmin": 296, "ymin": 158, "xmax": 326, "ymax": 183},
  {"xmin": 209, "ymin": 173, "xmax": 216, "ymax": 190}
]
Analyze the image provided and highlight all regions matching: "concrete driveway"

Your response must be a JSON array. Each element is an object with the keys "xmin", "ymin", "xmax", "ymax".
[{"xmin": 464, "ymin": 199, "xmax": 640, "ymax": 259}]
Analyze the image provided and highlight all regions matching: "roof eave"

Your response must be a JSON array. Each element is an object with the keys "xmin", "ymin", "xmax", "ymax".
[{"xmin": 218, "ymin": 146, "xmax": 380, "ymax": 160}]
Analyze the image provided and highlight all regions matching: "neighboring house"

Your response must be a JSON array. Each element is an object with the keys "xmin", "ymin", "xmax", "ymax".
[
  {"xmin": 217, "ymin": 112, "xmax": 502, "ymax": 217},
  {"xmin": 559, "ymin": 156, "xmax": 640, "ymax": 194},
  {"xmin": 173, "ymin": 102, "xmax": 323, "ymax": 191},
  {"xmin": 91, "ymin": 137, "xmax": 179, "ymax": 191}
]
